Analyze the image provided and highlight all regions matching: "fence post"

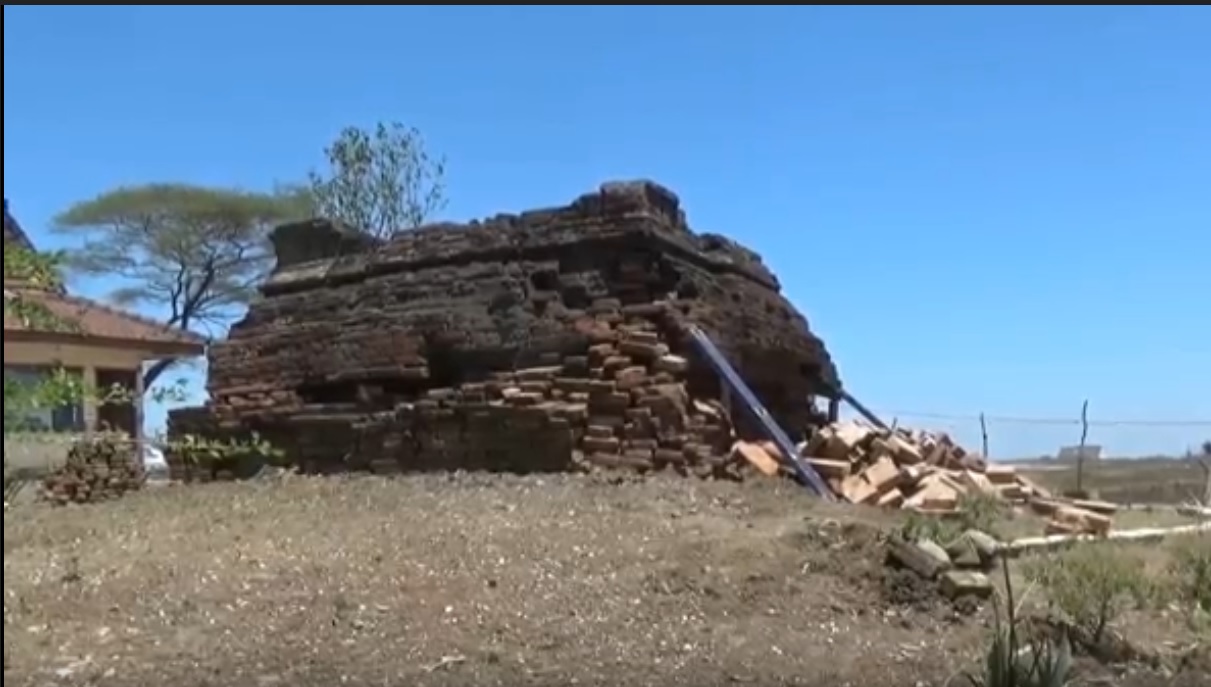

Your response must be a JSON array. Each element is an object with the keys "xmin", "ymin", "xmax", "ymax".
[
  {"xmin": 979, "ymin": 412, "xmax": 989, "ymax": 459},
  {"xmin": 1075, "ymin": 399, "xmax": 1090, "ymax": 494}
]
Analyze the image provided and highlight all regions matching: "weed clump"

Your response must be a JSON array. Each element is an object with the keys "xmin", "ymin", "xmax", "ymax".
[
  {"xmin": 900, "ymin": 491, "xmax": 1010, "ymax": 544},
  {"xmin": 965, "ymin": 558, "xmax": 1073, "ymax": 687},
  {"xmin": 1166, "ymin": 533, "xmax": 1211, "ymax": 632},
  {"xmin": 1024, "ymin": 544, "xmax": 1151, "ymax": 645}
]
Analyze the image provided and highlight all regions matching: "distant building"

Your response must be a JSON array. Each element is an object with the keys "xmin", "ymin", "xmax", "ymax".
[{"xmin": 1057, "ymin": 444, "xmax": 1103, "ymax": 462}]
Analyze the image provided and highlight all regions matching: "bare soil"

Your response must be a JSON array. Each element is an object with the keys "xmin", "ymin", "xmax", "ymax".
[{"xmin": 4, "ymin": 473, "xmax": 1206, "ymax": 687}]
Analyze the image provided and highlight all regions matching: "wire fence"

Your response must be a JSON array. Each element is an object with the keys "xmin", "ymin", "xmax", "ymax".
[{"xmin": 857, "ymin": 408, "xmax": 1211, "ymax": 461}]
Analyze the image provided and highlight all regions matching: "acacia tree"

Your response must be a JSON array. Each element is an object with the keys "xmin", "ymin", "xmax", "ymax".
[
  {"xmin": 306, "ymin": 121, "xmax": 447, "ymax": 237},
  {"xmin": 52, "ymin": 184, "xmax": 308, "ymax": 388}
]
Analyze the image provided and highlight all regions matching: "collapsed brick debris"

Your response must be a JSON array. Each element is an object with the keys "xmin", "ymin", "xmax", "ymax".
[
  {"xmin": 169, "ymin": 180, "xmax": 839, "ymax": 479},
  {"xmin": 42, "ymin": 435, "xmax": 144, "ymax": 505},
  {"xmin": 795, "ymin": 420, "xmax": 1036, "ymax": 508},
  {"xmin": 886, "ymin": 529, "xmax": 1000, "ymax": 602},
  {"xmin": 776, "ymin": 419, "xmax": 1116, "ymax": 535}
]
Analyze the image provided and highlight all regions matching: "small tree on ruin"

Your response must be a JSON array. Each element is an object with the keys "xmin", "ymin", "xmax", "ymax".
[
  {"xmin": 305, "ymin": 121, "xmax": 447, "ymax": 237},
  {"xmin": 52, "ymin": 184, "xmax": 309, "ymax": 389}
]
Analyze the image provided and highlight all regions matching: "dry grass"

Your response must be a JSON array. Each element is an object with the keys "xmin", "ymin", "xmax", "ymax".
[
  {"xmin": 4, "ymin": 474, "xmax": 1207, "ymax": 687},
  {"xmin": 1017, "ymin": 457, "xmax": 1207, "ymax": 505}
]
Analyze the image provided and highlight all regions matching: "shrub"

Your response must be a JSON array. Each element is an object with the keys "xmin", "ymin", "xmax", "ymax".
[
  {"xmin": 1168, "ymin": 533, "xmax": 1211, "ymax": 623},
  {"xmin": 1025, "ymin": 544, "xmax": 1151, "ymax": 645},
  {"xmin": 171, "ymin": 433, "xmax": 286, "ymax": 480},
  {"xmin": 900, "ymin": 491, "xmax": 1009, "ymax": 544},
  {"xmin": 958, "ymin": 491, "xmax": 1011, "ymax": 537},
  {"xmin": 966, "ymin": 558, "xmax": 1073, "ymax": 687}
]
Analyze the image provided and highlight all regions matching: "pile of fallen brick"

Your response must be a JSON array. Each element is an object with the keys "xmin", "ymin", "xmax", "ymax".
[
  {"xmin": 732, "ymin": 420, "xmax": 1118, "ymax": 535},
  {"xmin": 886, "ymin": 528, "xmax": 1001, "ymax": 601},
  {"xmin": 42, "ymin": 434, "xmax": 144, "ymax": 505}
]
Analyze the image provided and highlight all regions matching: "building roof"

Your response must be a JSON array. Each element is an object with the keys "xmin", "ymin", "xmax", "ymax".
[
  {"xmin": 4, "ymin": 287, "xmax": 207, "ymax": 351},
  {"xmin": 3, "ymin": 200, "xmax": 206, "ymax": 354}
]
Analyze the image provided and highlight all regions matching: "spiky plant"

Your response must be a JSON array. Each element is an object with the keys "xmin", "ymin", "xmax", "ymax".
[{"xmin": 967, "ymin": 559, "xmax": 1073, "ymax": 687}]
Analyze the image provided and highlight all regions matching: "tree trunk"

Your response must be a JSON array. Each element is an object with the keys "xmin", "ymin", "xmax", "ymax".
[{"xmin": 142, "ymin": 358, "xmax": 177, "ymax": 392}]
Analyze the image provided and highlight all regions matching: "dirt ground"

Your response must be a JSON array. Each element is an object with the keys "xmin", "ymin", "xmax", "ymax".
[{"xmin": 4, "ymin": 473, "xmax": 1207, "ymax": 687}]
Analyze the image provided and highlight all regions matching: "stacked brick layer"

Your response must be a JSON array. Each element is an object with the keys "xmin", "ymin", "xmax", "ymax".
[
  {"xmin": 42, "ymin": 435, "xmax": 144, "ymax": 504},
  {"xmin": 170, "ymin": 181, "xmax": 840, "ymax": 477}
]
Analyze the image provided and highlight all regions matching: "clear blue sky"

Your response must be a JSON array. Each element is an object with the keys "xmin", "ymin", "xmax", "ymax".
[{"xmin": 4, "ymin": 6, "xmax": 1209, "ymax": 458}]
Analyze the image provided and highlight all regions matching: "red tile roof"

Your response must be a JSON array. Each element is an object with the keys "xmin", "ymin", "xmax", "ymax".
[
  {"xmin": 3, "ymin": 200, "xmax": 206, "ymax": 352},
  {"xmin": 5, "ymin": 286, "xmax": 207, "ymax": 350}
]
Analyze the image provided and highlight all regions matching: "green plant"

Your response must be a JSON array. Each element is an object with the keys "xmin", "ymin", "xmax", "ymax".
[
  {"xmin": 900, "ymin": 509, "xmax": 957, "ymax": 543},
  {"xmin": 172, "ymin": 433, "xmax": 286, "ymax": 479},
  {"xmin": 306, "ymin": 121, "xmax": 447, "ymax": 237},
  {"xmin": 900, "ymin": 492, "xmax": 1009, "ymax": 544},
  {"xmin": 958, "ymin": 491, "xmax": 1010, "ymax": 537},
  {"xmin": 965, "ymin": 558, "xmax": 1073, "ymax": 687},
  {"xmin": 1025, "ymin": 544, "xmax": 1151, "ymax": 645},
  {"xmin": 1168, "ymin": 533, "xmax": 1211, "ymax": 620}
]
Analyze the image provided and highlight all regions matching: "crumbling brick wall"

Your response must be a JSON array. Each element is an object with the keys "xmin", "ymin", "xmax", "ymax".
[{"xmin": 168, "ymin": 180, "xmax": 841, "ymax": 477}]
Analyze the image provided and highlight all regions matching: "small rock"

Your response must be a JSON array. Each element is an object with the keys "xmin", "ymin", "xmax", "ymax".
[
  {"xmin": 887, "ymin": 537, "xmax": 952, "ymax": 579},
  {"xmin": 939, "ymin": 570, "xmax": 994, "ymax": 600}
]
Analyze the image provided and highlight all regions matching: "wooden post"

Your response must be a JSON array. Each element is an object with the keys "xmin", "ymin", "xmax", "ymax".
[
  {"xmin": 1075, "ymin": 399, "xmax": 1090, "ymax": 494},
  {"xmin": 81, "ymin": 365, "xmax": 99, "ymax": 435},
  {"xmin": 827, "ymin": 397, "xmax": 840, "ymax": 423},
  {"xmin": 1199, "ymin": 441, "xmax": 1211, "ymax": 506},
  {"xmin": 979, "ymin": 412, "xmax": 990, "ymax": 459},
  {"xmin": 134, "ymin": 362, "xmax": 146, "ymax": 461}
]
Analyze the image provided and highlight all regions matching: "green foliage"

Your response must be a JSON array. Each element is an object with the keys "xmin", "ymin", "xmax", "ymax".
[
  {"xmin": 1168, "ymin": 533, "xmax": 1211, "ymax": 618},
  {"xmin": 4, "ymin": 243, "xmax": 66, "ymax": 290},
  {"xmin": 1025, "ymin": 544, "xmax": 1152, "ymax": 644},
  {"xmin": 4, "ymin": 372, "xmax": 190, "ymax": 433},
  {"xmin": 958, "ymin": 491, "xmax": 1011, "ymax": 536},
  {"xmin": 900, "ymin": 491, "xmax": 1010, "ymax": 543},
  {"xmin": 51, "ymin": 183, "xmax": 307, "ymax": 387},
  {"xmin": 967, "ymin": 559, "xmax": 1074, "ymax": 687},
  {"xmin": 172, "ymin": 432, "xmax": 286, "ymax": 479},
  {"xmin": 4, "ymin": 245, "xmax": 86, "ymax": 434},
  {"xmin": 3, "ymin": 245, "xmax": 75, "ymax": 332},
  {"xmin": 306, "ymin": 121, "xmax": 446, "ymax": 237}
]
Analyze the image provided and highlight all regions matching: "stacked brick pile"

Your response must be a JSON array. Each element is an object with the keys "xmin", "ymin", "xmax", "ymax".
[
  {"xmin": 1028, "ymin": 497, "xmax": 1116, "ymax": 536},
  {"xmin": 741, "ymin": 420, "xmax": 1117, "ymax": 533},
  {"xmin": 322, "ymin": 306, "xmax": 747, "ymax": 477},
  {"xmin": 42, "ymin": 434, "xmax": 143, "ymax": 505}
]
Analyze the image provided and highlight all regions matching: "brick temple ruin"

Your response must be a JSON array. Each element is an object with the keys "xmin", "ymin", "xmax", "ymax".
[{"xmin": 168, "ymin": 181, "xmax": 842, "ymax": 479}]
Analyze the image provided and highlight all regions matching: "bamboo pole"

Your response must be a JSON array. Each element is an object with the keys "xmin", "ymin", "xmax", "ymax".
[{"xmin": 998, "ymin": 521, "xmax": 1211, "ymax": 556}]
